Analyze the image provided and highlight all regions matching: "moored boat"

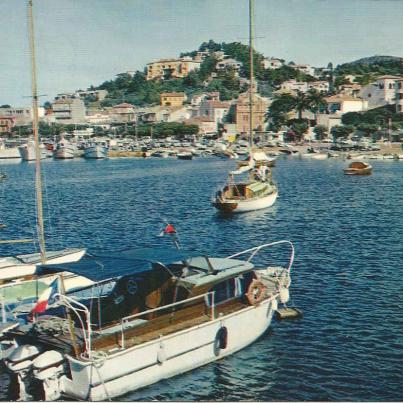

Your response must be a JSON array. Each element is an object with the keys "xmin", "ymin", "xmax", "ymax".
[
  {"xmin": 177, "ymin": 151, "xmax": 193, "ymax": 160},
  {"xmin": 1, "ymin": 240, "xmax": 294, "ymax": 401},
  {"xmin": 18, "ymin": 139, "xmax": 47, "ymax": 161},
  {"xmin": 53, "ymin": 137, "xmax": 76, "ymax": 159},
  {"xmin": 344, "ymin": 161, "xmax": 372, "ymax": 175},
  {"xmin": 84, "ymin": 144, "xmax": 108, "ymax": 159}
]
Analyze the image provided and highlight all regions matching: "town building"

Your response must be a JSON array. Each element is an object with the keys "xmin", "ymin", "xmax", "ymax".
[
  {"xmin": 75, "ymin": 89, "xmax": 108, "ymax": 101},
  {"xmin": 198, "ymin": 100, "xmax": 230, "ymax": 126},
  {"xmin": 51, "ymin": 95, "xmax": 86, "ymax": 124},
  {"xmin": 308, "ymin": 81, "xmax": 330, "ymax": 93},
  {"xmin": 396, "ymin": 78, "xmax": 403, "ymax": 113},
  {"xmin": 0, "ymin": 117, "xmax": 15, "ymax": 133},
  {"xmin": 146, "ymin": 57, "xmax": 201, "ymax": 80},
  {"xmin": 216, "ymin": 58, "xmax": 242, "ymax": 74},
  {"xmin": 279, "ymin": 79, "xmax": 308, "ymax": 93},
  {"xmin": 262, "ymin": 57, "xmax": 284, "ymax": 70},
  {"xmin": 236, "ymin": 92, "xmax": 269, "ymax": 135},
  {"xmin": 0, "ymin": 106, "xmax": 44, "ymax": 126},
  {"xmin": 359, "ymin": 75, "xmax": 403, "ymax": 110},
  {"xmin": 292, "ymin": 63, "xmax": 315, "ymax": 77},
  {"xmin": 317, "ymin": 95, "xmax": 368, "ymax": 131},
  {"xmin": 110, "ymin": 103, "xmax": 136, "ymax": 123},
  {"xmin": 160, "ymin": 92, "xmax": 186, "ymax": 107},
  {"xmin": 183, "ymin": 116, "xmax": 216, "ymax": 135}
]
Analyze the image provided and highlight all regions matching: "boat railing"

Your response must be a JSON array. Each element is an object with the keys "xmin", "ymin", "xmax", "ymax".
[
  {"xmin": 119, "ymin": 291, "xmax": 216, "ymax": 350},
  {"xmin": 227, "ymin": 240, "xmax": 295, "ymax": 274},
  {"xmin": 52, "ymin": 293, "xmax": 93, "ymax": 357}
]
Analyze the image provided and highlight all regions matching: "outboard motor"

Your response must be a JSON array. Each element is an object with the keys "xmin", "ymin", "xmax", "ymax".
[
  {"xmin": 5, "ymin": 344, "xmax": 42, "ymax": 400},
  {"xmin": 32, "ymin": 350, "xmax": 65, "ymax": 401}
]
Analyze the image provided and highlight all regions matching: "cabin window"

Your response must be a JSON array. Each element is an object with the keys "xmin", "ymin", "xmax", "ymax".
[{"xmin": 207, "ymin": 276, "xmax": 244, "ymax": 306}]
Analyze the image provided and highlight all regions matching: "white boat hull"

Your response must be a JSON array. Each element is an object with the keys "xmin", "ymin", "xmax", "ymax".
[
  {"xmin": 0, "ymin": 147, "xmax": 21, "ymax": 159},
  {"xmin": 215, "ymin": 190, "xmax": 278, "ymax": 213},
  {"xmin": 54, "ymin": 146, "xmax": 76, "ymax": 159},
  {"xmin": 62, "ymin": 297, "xmax": 277, "ymax": 401},
  {"xmin": 0, "ymin": 248, "xmax": 86, "ymax": 281},
  {"xmin": 18, "ymin": 145, "xmax": 47, "ymax": 161},
  {"xmin": 84, "ymin": 145, "xmax": 108, "ymax": 159}
]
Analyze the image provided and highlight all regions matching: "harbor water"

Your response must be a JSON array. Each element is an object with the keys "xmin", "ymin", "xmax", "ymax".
[{"xmin": 0, "ymin": 155, "xmax": 401, "ymax": 401}]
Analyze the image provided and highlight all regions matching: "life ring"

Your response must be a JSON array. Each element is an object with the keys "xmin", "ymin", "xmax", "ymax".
[
  {"xmin": 213, "ymin": 326, "xmax": 228, "ymax": 356},
  {"xmin": 246, "ymin": 279, "xmax": 267, "ymax": 306}
]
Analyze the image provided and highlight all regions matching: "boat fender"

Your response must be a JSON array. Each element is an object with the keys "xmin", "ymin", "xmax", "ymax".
[
  {"xmin": 157, "ymin": 343, "xmax": 167, "ymax": 364},
  {"xmin": 213, "ymin": 326, "xmax": 228, "ymax": 356},
  {"xmin": 126, "ymin": 278, "xmax": 138, "ymax": 295},
  {"xmin": 7, "ymin": 344, "xmax": 41, "ymax": 365},
  {"xmin": 114, "ymin": 295, "xmax": 125, "ymax": 305},
  {"xmin": 271, "ymin": 298, "xmax": 278, "ymax": 312},
  {"xmin": 279, "ymin": 287, "xmax": 290, "ymax": 304},
  {"xmin": 246, "ymin": 279, "xmax": 267, "ymax": 306}
]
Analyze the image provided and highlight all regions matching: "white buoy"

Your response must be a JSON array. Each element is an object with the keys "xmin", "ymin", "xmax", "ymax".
[{"xmin": 279, "ymin": 287, "xmax": 290, "ymax": 304}]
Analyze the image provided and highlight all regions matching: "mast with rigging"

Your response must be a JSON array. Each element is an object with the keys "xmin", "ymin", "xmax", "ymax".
[
  {"xmin": 248, "ymin": 0, "xmax": 254, "ymax": 150},
  {"xmin": 28, "ymin": 0, "xmax": 46, "ymax": 262}
]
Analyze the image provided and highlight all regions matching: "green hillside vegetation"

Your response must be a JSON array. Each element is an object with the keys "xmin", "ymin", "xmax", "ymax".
[
  {"xmin": 93, "ymin": 39, "xmax": 316, "ymax": 107},
  {"xmin": 335, "ymin": 56, "xmax": 403, "ymax": 84}
]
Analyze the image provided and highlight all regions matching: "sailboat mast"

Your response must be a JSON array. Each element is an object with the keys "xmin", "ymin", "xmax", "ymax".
[
  {"xmin": 248, "ymin": 0, "xmax": 254, "ymax": 149},
  {"xmin": 28, "ymin": 0, "xmax": 46, "ymax": 262}
]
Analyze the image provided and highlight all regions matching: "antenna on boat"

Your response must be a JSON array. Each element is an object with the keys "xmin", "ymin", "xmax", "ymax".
[{"xmin": 28, "ymin": 0, "xmax": 46, "ymax": 263}]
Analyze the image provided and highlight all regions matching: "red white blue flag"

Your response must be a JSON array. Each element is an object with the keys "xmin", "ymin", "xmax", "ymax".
[{"xmin": 30, "ymin": 278, "xmax": 59, "ymax": 315}]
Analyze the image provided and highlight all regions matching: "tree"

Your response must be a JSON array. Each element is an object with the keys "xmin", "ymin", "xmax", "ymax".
[
  {"xmin": 288, "ymin": 118, "xmax": 309, "ymax": 142},
  {"xmin": 330, "ymin": 125, "xmax": 354, "ymax": 141},
  {"xmin": 294, "ymin": 91, "xmax": 311, "ymax": 120},
  {"xmin": 314, "ymin": 125, "xmax": 328, "ymax": 140},
  {"xmin": 306, "ymin": 89, "xmax": 327, "ymax": 124}
]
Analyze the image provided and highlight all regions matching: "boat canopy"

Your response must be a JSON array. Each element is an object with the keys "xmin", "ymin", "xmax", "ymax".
[
  {"xmin": 246, "ymin": 182, "xmax": 267, "ymax": 194},
  {"xmin": 38, "ymin": 248, "xmax": 203, "ymax": 281}
]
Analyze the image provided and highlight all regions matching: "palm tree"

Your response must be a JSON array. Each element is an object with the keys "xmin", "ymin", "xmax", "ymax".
[
  {"xmin": 294, "ymin": 91, "xmax": 311, "ymax": 120},
  {"xmin": 306, "ymin": 89, "xmax": 327, "ymax": 125}
]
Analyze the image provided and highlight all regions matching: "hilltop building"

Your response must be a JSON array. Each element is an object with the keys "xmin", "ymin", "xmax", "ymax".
[
  {"xmin": 396, "ymin": 79, "xmax": 403, "ymax": 113},
  {"xmin": 262, "ymin": 57, "xmax": 284, "ymax": 70},
  {"xmin": 216, "ymin": 59, "xmax": 242, "ymax": 75},
  {"xmin": 75, "ymin": 89, "xmax": 108, "ymax": 101},
  {"xmin": 146, "ymin": 56, "xmax": 201, "ymax": 80}
]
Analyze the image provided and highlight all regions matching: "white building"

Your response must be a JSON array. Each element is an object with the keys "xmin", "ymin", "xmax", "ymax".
[
  {"xmin": 198, "ymin": 100, "xmax": 230, "ymax": 126},
  {"xmin": 262, "ymin": 57, "xmax": 284, "ymax": 70},
  {"xmin": 51, "ymin": 96, "xmax": 86, "ymax": 124},
  {"xmin": 325, "ymin": 94, "xmax": 367, "ymax": 114},
  {"xmin": 280, "ymin": 79, "xmax": 308, "ymax": 93},
  {"xmin": 359, "ymin": 75, "xmax": 402, "ymax": 110},
  {"xmin": 308, "ymin": 81, "xmax": 330, "ymax": 93},
  {"xmin": 75, "ymin": 89, "xmax": 108, "ymax": 101},
  {"xmin": 216, "ymin": 58, "xmax": 242, "ymax": 73},
  {"xmin": 396, "ymin": 78, "xmax": 403, "ymax": 113},
  {"xmin": 0, "ymin": 106, "xmax": 44, "ymax": 126},
  {"xmin": 292, "ymin": 64, "xmax": 315, "ymax": 77}
]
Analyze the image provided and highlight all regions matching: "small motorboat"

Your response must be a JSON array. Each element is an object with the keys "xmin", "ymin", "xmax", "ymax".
[
  {"xmin": 177, "ymin": 151, "xmax": 193, "ymax": 160},
  {"xmin": 344, "ymin": 161, "xmax": 372, "ymax": 175}
]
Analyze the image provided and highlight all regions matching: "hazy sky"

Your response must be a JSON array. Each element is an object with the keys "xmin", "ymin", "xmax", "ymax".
[{"xmin": 1, "ymin": 0, "xmax": 403, "ymax": 106}]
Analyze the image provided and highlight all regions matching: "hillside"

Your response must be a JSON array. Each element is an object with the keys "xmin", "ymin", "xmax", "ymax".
[
  {"xmin": 93, "ymin": 40, "xmax": 315, "ymax": 107},
  {"xmin": 335, "ymin": 55, "xmax": 403, "ymax": 78}
]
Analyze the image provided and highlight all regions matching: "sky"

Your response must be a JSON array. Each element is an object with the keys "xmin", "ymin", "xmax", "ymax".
[{"xmin": 1, "ymin": 0, "xmax": 403, "ymax": 106}]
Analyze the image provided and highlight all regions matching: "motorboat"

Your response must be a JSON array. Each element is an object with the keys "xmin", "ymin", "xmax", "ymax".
[
  {"xmin": 18, "ymin": 139, "xmax": 47, "ymax": 161},
  {"xmin": 344, "ymin": 161, "xmax": 372, "ymax": 175},
  {"xmin": 53, "ymin": 137, "xmax": 77, "ymax": 159},
  {"xmin": 0, "ymin": 140, "xmax": 20, "ymax": 160},
  {"xmin": 0, "ymin": 240, "xmax": 294, "ymax": 401},
  {"xmin": 84, "ymin": 144, "xmax": 108, "ymax": 159},
  {"xmin": 177, "ymin": 151, "xmax": 193, "ymax": 160},
  {"xmin": 213, "ymin": 162, "xmax": 278, "ymax": 213}
]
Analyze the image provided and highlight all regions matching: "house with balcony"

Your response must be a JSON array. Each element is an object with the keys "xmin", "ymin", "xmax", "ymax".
[
  {"xmin": 0, "ymin": 106, "xmax": 44, "ymax": 126},
  {"xmin": 395, "ymin": 78, "xmax": 403, "ymax": 113},
  {"xmin": 216, "ymin": 58, "xmax": 242, "ymax": 75},
  {"xmin": 51, "ymin": 95, "xmax": 86, "ymax": 124}
]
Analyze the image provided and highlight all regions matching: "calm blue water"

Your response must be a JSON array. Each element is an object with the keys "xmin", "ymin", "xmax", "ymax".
[{"xmin": 0, "ymin": 155, "xmax": 402, "ymax": 401}]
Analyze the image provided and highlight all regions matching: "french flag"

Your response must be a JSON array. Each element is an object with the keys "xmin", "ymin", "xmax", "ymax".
[{"xmin": 31, "ymin": 278, "xmax": 59, "ymax": 315}]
